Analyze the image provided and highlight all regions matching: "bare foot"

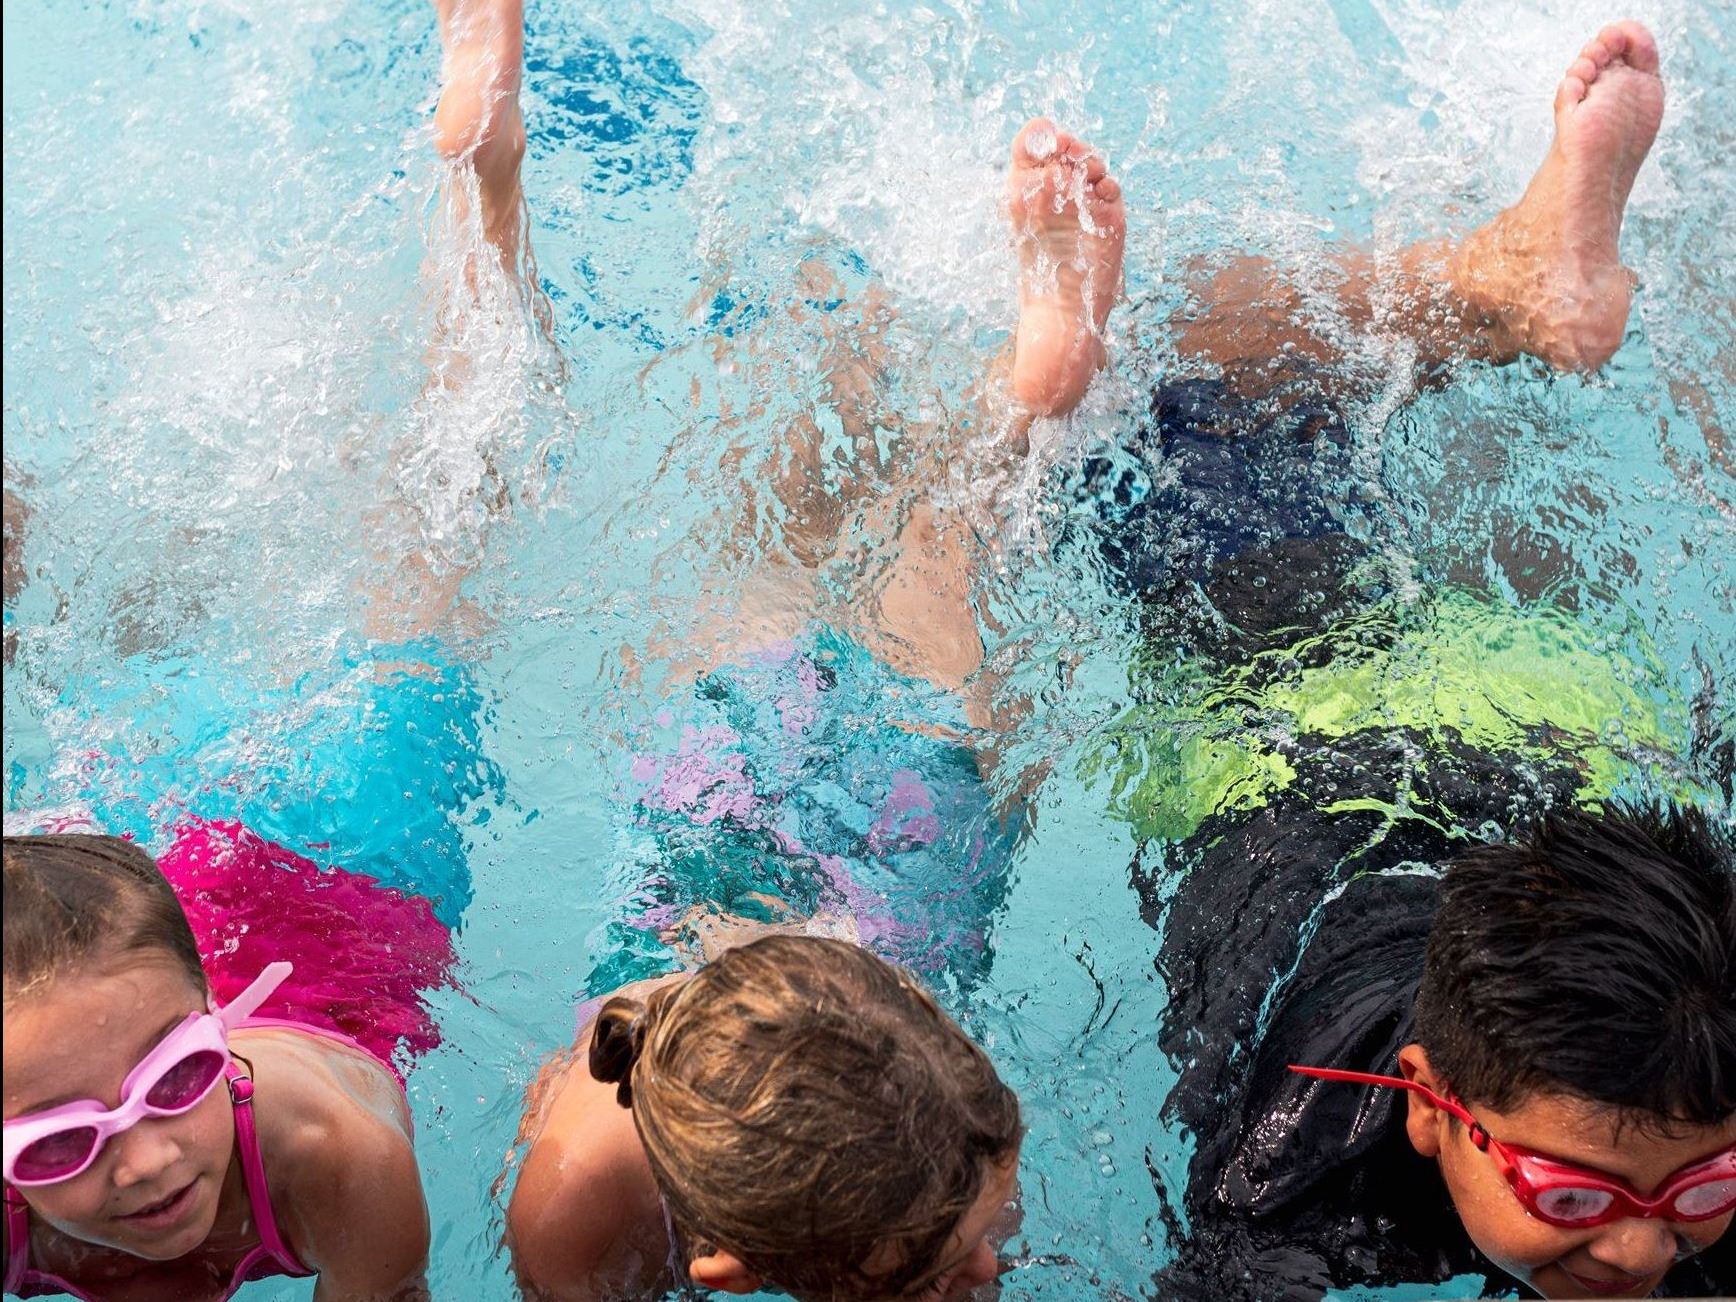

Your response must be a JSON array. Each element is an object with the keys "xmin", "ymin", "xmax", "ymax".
[
  {"xmin": 1006, "ymin": 118, "xmax": 1127, "ymax": 416},
  {"xmin": 1454, "ymin": 21, "xmax": 1664, "ymax": 371},
  {"xmin": 433, "ymin": 0, "xmax": 527, "ymax": 263}
]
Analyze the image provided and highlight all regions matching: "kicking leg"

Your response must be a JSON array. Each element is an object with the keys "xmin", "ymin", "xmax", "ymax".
[
  {"xmin": 432, "ymin": 0, "xmax": 528, "ymax": 266},
  {"xmin": 363, "ymin": 0, "xmax": 531, "ymax": 643},
  {"xmin": 696, "ymin": 121, "xmax": 1126, "ymax": 705},
  {"xmin": 1179, "ymin": 21, "xmax": 1665, "ymax": 391}
]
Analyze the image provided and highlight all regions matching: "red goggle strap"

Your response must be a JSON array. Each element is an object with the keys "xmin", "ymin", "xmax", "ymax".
[{"xmin": 1287, "ymin": 1064, "xmax": 1491, "ymax": 1146}]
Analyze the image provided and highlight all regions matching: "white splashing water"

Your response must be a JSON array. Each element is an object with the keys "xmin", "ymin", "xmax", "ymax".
[
  {"xmin": 1351, "ymin": 0, "xmax": 1691, "ymax": 238},
  {"xmin": 661, "ymin": 0, "xmax": 1104, "ymax": 333}
]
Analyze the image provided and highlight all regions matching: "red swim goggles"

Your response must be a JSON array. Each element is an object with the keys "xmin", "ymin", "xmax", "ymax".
[{"xmin": 1289, "ymin": 1065, "xmax": 1736, "ymax": 1229}]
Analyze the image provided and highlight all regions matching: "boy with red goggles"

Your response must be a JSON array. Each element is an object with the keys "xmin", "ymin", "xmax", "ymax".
[{"xmin": 1155, "ymin": 802, "xmax": 1735, "ymax": 1301}]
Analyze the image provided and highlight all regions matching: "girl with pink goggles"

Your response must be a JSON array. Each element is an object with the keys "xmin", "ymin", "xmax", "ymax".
[{"xmin": 3, "ymin": 961, "xmax": 291, "ymax": 1187}]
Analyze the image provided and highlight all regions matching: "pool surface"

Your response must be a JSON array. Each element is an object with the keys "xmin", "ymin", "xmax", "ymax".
[{"xmin": 4, "ymin": 0, "xmax": 1733, "ymax": 1297}]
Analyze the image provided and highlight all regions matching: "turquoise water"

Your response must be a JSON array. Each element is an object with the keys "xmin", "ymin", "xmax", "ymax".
[{"xmin": 4, "ymin": 0, "xmax": 1733, "ymax": 1298}]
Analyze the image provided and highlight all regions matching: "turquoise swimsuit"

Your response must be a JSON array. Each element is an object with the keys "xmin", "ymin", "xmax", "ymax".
[{"xmin": 17, "ymin": 638, "xmax": 498, "ymax": 926}]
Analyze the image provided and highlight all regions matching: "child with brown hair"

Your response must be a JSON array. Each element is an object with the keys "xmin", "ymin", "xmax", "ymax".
[
  {"xmin": 506, "ymin": 935, "xmax": 1022, "ymax": 1301},
  {"xmin": 2, "ymin": 835, "xmax": 433, "ymax": 1300}
]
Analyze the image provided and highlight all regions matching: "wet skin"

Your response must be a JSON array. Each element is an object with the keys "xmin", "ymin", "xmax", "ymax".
[
  {"xmin": 3, "ymin": 959, "xmax": 431, "ymax": 1300},
  {"xmin": 3, "ymin": 961, "xmax": 240, "ymax": 1265},
  {"xmin": 1401, "ymin": 1045, "xmax": 1736, "ymax": 1299}
]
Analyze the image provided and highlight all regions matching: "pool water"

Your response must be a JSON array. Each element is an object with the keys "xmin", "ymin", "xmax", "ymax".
[{"xmin": 3, "ymin": 0, "xmax": 1732, "ymax": 1298}]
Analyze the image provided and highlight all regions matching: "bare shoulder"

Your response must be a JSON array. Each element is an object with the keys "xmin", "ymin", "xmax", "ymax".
[
  {"xmin": 233, "ymin": 1026, "xmax": 411, "ymax": 1158},
  {"xmin": 513, "ymin": 973, "xmax": 683, "ymax": 1155},
  {"xmin": 230, "ymin": 1027, "xmax": 428, "ymax": 1286},
  {"xmin": 506, "ymin": 983, "xmax": 680, "ymax": 1297}
]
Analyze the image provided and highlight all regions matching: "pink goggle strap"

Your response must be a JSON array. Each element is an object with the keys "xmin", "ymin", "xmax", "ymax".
[
  {"xmin": 217, "ymin": 961, "xmax": 293, "ymax": 1030},
  {"xmin": 2, "ymin": 961, "xmax": 293, "ymax": 1185}
]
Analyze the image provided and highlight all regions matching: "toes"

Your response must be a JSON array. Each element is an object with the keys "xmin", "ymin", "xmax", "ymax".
[
  {"xmin": 1013, "ymin": 117, "xmax": 1060, "ymax": 166},
  {"xmin": 1013, "ymin": 161, "xmax": 1075, "ymax": 215},
  {"xmin": 1578, "ymin": 36, "xmax": 1612, "ymax": 73},
  {"xmin": 1555, "ymin": 73, "xmax": 1588, "ymax": 115},
  {"xmin": 1088, "ymin": 174, "xmax": 1124, "ymax": 235},
  {"xmin": 1089, "ymin": 199, "xmax": 1124, "ymax": 234},
  {"xmin": 1607, "ymin": 19, "xmax": 1661, "ymax": 74},
  {"xmin": 1009, "ymin": 118, "xmax": 1123, "ymax": 234},
  {"xmin": 1047, "ymin": 161, "xmax": 1084, "ymax": 209},
  {"xmin": 1569, "ymin": 55, "xmax": 1598, "ymax": 86}
]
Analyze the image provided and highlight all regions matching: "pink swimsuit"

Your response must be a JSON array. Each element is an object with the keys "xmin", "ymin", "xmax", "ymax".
[{"xmin": 4, "ymin": 1064, "xmax": 312, "ymax": 1301}]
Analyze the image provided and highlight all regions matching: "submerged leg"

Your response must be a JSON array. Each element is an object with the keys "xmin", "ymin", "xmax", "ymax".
[
  {"xmin": 364, "ymin": 0, "xmax": 532, "ymax": 643},
  {"xmin": 1178, "ymin": 21, "xmax": 1665, "ymax": 393},
  {"xmin": 810, "ymin": 121, "xmax": 1124, "ymax": 679},
  {"xmin": 703, "ymin": 120, "xmax": 1124, "ymax": 705}
]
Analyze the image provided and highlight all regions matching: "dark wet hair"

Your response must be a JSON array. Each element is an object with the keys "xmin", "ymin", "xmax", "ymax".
[
  {"xmin": 589, "ymin": 935, "xmax": 1022, "ymax": 1298},
  {"xmin": 1414, "ymin": 801, "xmax": 1736, "ymax": 1128},
  {"xmin": 3, "ymin": 834, "xmax": 206, "ymax": 1000}
]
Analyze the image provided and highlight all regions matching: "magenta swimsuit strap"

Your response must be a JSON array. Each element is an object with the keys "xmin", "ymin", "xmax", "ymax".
[
  {"xmin": 2, "ymin": 1063, "xmax": 310, "ymax": 1300},
  {"xmin": 225, "ymin": 1063, "xmax": 312, "ymax": 1284},
  {"xmin": 4, "ymin": 1184, "xmax": 33, "ymax": 1296}
]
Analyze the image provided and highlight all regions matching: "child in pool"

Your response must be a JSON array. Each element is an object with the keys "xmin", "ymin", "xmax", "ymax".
[
  {"xmin": 2, "ymin": 835, "xmax": 432, "ymax": 1301},
  {"xmin": 606, "ymin": 18, "xmax": 1675, "ymax": 994},
  {"xmin": 1015, "ymin": 19, "xmax": 1734, "ymax": 1299},
  {"xmin": 505, "ymin": 935, "xmax": 1022, "ymax": 1301},
  {"xmin": 999, "ymin": 16, "xmax": 1729, "ymax": 1302},
  {"xmin": 1154, "ymin": 802, "xmax": 1735, "ymax": 1300}
]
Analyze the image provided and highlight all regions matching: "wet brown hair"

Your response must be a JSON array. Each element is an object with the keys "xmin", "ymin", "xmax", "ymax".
[
  {"xmin": 589, "ymin": 935, "xmax": 1021, "ymax": 1299},
  {"xmin": 3, "ymin": 834, "xmax": 206, "ymax": 1002}
]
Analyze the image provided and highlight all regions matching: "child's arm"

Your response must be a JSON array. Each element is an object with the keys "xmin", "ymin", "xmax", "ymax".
[
  {"xmin": 252, "ymin": 1036, "xmax": 432, "ymax": 1301},
  {"xmin": 507, "ymin": 1118, "xmax": 644, "ymax": 1300},
  {"xmin": 301, "ymin": 1118, "xmax": 431, "ymax": 1302},
  {"xmin": 505, "ymin": 987, "xmax": 680, "ymax": 1300}
]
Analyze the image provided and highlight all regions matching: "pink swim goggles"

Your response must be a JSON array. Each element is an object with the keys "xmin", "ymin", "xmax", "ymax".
[{"xmin": 3, "ymin": 962, "xmax": 291, "ymax": 1187}]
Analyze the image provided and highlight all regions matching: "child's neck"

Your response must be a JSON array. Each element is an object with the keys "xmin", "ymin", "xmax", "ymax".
[
  {"xmin": 194, "ymin": 1145, "xmax": 262, "ymax": 1255},
  {"xmin": 31, "ymin": 1144, "xmax": 258, "ymax": 1298}
]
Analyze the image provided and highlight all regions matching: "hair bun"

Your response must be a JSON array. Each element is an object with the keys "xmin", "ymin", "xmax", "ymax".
[{"xmin": 588, "ymin": 997, "xmax": 648, "ymax": 1109}]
